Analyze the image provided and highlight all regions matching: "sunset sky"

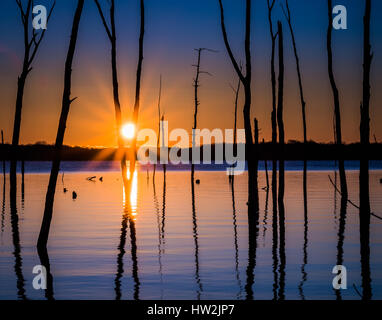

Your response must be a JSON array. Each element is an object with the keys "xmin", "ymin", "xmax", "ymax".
[{"xmin": 1, "ymin": 0, "xmax": 382, "ymax": 147}]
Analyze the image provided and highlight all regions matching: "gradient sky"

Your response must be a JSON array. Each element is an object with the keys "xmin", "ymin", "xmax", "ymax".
[{"xmin": 1, "ymin": 0, "xmax": 382, "ymax": 147}]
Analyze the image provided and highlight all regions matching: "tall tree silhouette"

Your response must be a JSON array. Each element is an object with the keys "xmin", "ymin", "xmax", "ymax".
[
  {"xmin": 218, "ymin": 0, "xmax": 257, "ymax": 208},
  {"xmin": 153, "ymin": 75, "xmax": 162, "ymax": 180},
  {"xmin": 267, "ymin": 0, "xmax": 277, "ymax": 146},
  {"xmin": 360, "ymin": 0, "xmax": 372, "ymax": 215},
  {"xmin": 130, "ymin": 0, "xmax": 145, "ymax": 172},
  {"xmin": 282, "ymin": 0, "xmax": 307, "ymax": 143},
  {"xmin": 37, "ymin": 0, "xmax": 84, "ymax": 248},
  {"xmin": 327, "ymin": 0, "xmax": 347, "ymax": 197},
  {"xmin": 94, "ymin": 0, "xmax": 124, "ymax": 149},
  {"xmin": 359, "ymin": 0, "xmax": 372, "ymax": 300},
  {"xmin": 276, "ymin": 20, "xmax": 286, "ymax": 300},
  {"xmin": 12, "ymin": 0, "xmax": 55, "ymax": 147}
]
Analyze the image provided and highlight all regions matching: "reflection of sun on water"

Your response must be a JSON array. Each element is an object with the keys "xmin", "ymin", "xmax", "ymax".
[{"xmin": 122, "ymin": 168, "xmax": 138, "ymax": 218}]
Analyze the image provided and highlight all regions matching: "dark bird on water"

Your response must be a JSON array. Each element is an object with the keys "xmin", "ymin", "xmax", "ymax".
[
  {"xmin": 87, "ymin": 176, "xmax": 96, "ymax": 181},
  {"xmin": 63, "ymin": 188, "xmax": 68, "ymax": 193},
  {"xmin": 196, "ymin": 179, "xmax": 200, "ymax": 184},
  {"xmin": 99, "ymin": 176, "xmax": 103, "ymax": 182},
  {"xmin": 72, "ymin": 191, "xmax": 77, "ymax": 200}
]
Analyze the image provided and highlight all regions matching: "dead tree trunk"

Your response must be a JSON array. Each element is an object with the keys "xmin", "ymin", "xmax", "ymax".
[
  {"xmin": 37, "ymin": 0, "xmax": 84, "ymax": 249},
  {"xmin": 283, "ymin": 0, "xmax": 307, "ymax": 143},
  {"xmin": 267, "ymin": 0, "xmax": 277, "ymax": 146},
  {"xmin": 129, "ymin": 0, "xmax": 145, "ymax": 173},
  {"xmin": 12, "ymin": 0, "xmax": 55, "ymax": 147},
  {"xmin": 94, "ymin": 0, "xmax": 124, "ymax": 149},
  {"xmin": 359, "ymin": 0, "xmax": 372, "ymax": 300},
  {"xmin": 153, "ymin": 75, "xmax": 162, "ymax": 180},
  {"xmin": 277, "ymin": 23, "xmax": 286, "ymax": 299},
  {"xmin": 218, "ymin": 0, "xmax": 257, "ymax": 209},
  {"xmin": 360, "ymin": 0, "xmax": 372, "ymax": 214},
  {"xmin": 327, "ymin": 0, "xmax": 347, "ymax": 197}
]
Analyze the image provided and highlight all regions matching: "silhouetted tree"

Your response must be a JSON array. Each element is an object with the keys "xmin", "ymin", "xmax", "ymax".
[
  {"xmin": 94, "ymin": 0, "xmax": 124, "ymax": 149},
  {"xmin": 267, "ymin": 0, "xmax": 278, "ymax": 146},
  {"xmin": 153, "ymin": 75, "xmax": 162, "ymax": 180},
  {"xmin": 218, "ymin": 0, "xmax": 257, "ymax": 208},
  {"xmin": 360, "ymin": 0, "xmax": 372, "ymax": 214},
  {"xmin": 282, "ymin": 0, "xmax": 307, "ymax": 143},
  {"xmin": 327, "ymin": 0, "xmax": 347, "ymax": 197},
  {"xmin": 37, "ymin": 0, "xmax": 84, "ymax": 249},
  {"xmin": 130, "ymin": 0, "xmax": 146, "ymax": 172},
  {"xmin": 276, "ymin": 20, "xmax": 286, "ymax": 301},
  {"xmin": 359, "ymin": 0, "xmax": 372, "ymax": 301},
  {"xmin": 12, "ymin": 0, "xmax": 55, "ymax": 147}
]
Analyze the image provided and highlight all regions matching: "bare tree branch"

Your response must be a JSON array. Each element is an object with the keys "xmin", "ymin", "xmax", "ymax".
[{"xmin": 94, "ymin": 0, "xmax": 113, "ymax": 41}]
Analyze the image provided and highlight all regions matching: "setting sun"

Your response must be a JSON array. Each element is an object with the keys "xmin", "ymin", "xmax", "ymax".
[{"xmin": 121, "ymin": 123, "xmax": 135, "ymax": 139}]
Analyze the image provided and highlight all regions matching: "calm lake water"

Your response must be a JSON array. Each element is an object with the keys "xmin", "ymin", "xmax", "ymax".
[{"xmin": 0, "ymin": 161, "xmax": 382, "ymax": 300}]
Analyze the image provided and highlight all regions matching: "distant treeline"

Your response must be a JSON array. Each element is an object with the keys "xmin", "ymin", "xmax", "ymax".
[{"xmin": 1, "ymin": 142, "xmax": 381, "ymax": 161}]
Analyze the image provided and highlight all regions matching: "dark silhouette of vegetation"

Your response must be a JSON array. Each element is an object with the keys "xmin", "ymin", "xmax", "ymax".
[
  {"xmin": 327, "ymin": 0, "xmax": 348, "ymax": 198},
  {"xmin": 37, "ymin": 0, "xmax": 84, "ymax": 249},
  {"xmin": 94, "ymin": 0, "xmax": 124, "ymax": 149}
]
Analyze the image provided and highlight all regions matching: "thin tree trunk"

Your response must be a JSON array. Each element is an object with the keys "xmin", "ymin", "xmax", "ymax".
[
  {"xmin": 359, "ymin": 0, "xmax": 372, "ymax": 301},
  {"xmin": 130, "ymin": 0, "xmax": 145, "ymax": 173},
  {"xmin": 218, "ymin": 0, "xmax": 256, "ymax": 207},
  {"xmin": 37, "ymin": 0, "xmax": 84, "ymax": 249},
  {"xmin": 267, "ymin": 0, "xmax": 277, "ymax": 146},
  {"xmin": 327, "ymin": 0, "xmax": 347, "ymax": 197},
  {"xmin": 153, "ymin": 75, "xmax": 162, "ymax": 180},
  {"xmin": 277, "ymin": 22, "xmax": 285, "ymax": 147},
  {"xmin": 360, "ymin": 0, "xmax": 372, "ymax": 214},
  {"xmin": 283, "ymin": 0, "xmax": 307, "ymax": 143},
  {"xmin": 12, "ymin": 0, "xmax": 55, "ymax": 147}
]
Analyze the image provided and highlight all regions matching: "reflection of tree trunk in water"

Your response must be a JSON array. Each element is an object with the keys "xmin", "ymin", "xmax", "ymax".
[
  {"xmin": 230, "ymin": 176, "xmax": 242, "ymax": 299},
  {"xmin": 298, "ymin": 160, "xmax": 308, "ymax": 300},
  {"xmin": 191, "ymin": 166, "xmax": 202, "ymax": 299},
  {"xmin": 115, "ymin": 163, "xmax": 140, "ymax": 300},
  {"xmin": 37, "ymin": 245, "xmax": 54, "ymax": 300},
  {"xmin": 359, "ymin": 161, "xmax": 372, "ymax": 300},
  {"xmin": 1, "ymin": 157, "xmax": 5, "ymax": 236},
  {"xmin": 334, "ymin": 193, "xmax": 347, "ymax": 300},
  {"xmin": 129, "ymin": 214, "xmax": 140, "ymax": 300},
  {"xmin": 153, "ymin": 177, "xmax": 163, "ymax": 298},
  {"xmin": 278, "ymin": 159, "xmax": 286, "ymax": 301},
  {"xmin": 37, "ymin": 0, "xmax": 84, "ymax": 249},
  {"xmin": 333, "ymin": 163, "xmax": 338, "ymax": 224},
  {"xmin": 9, "ymin": 167, "xmax": 27, "ymax": 300},
  {"xmin": 271, "ymin": 160, "xmax": 278, "ymax": 300},
  {"xmin": 21, "ymin": 161, "xmax": 25, "ymax": 210},
  {"xmin": 262, "ymin": 187, "xmax": 269, "ymax": 246},
  {"xmin": 244, "ymin": 181, "xmax": 260, "ymax": 300},
  {"xmin": 245, "ymin": 119, "xmax": 260, "ymax": 300},
  {"xmin": 161, "ymin": 164, "xmax": 167, "ymax": 248}
]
